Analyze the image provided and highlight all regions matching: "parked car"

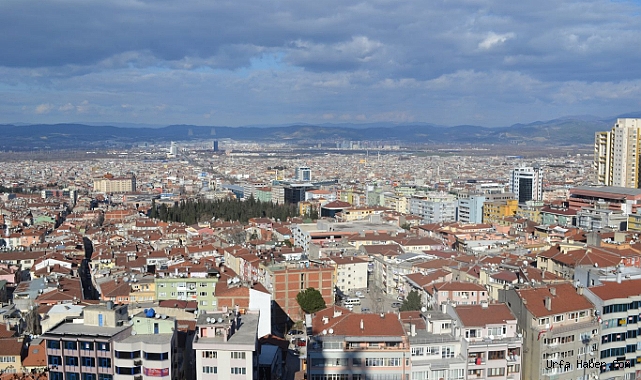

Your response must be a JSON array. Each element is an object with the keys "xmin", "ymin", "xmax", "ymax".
[
  {"xmin": 391, "ymin": 302, "xmax": 402, "ymax": 308},
  {"xmin": 287, "ymin": 329, "xmax": 304, "ymax": 336},
  {"xmin": 361, "ymin": 307, "xmax": 371, "ymax": 313},
  {"xmin": 355, "ymin": 291, "xmax": 365, "ymax": 298}
]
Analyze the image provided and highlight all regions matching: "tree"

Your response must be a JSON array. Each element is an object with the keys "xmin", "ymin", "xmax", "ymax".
[
  {"xmin": 400, "ymin": 290, "xmax": 422, "ymax": 312},
  {"xmin": 400, "ymin": 222, "xmax": 411, "ymax": 231},
  {"xmin": 296, "ymin": 287, "xmax": 326, "ymax": 314}
]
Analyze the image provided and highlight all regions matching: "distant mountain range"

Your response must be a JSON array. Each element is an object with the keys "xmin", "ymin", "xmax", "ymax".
[{"xmin": 1, "ymin": 113, "xmax": 639, "ymax": 151}]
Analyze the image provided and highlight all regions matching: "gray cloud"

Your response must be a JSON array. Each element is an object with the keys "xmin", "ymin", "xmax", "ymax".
[{"xmin": 0, "ymin": 0, "xmax": 640, "ymax": 126}]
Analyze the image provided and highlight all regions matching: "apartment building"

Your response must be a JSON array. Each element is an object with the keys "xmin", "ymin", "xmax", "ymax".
[
  {"xmin": 258, "ymin": 261, "xmax": 335, "ymax": 320},
  {"xmin": 403, "ymin": 310, "xmax": 466, "ymax": 380},
  {"xmin": 409, "ymin": 193, "xmax": 457, "ymax": 224},
  {"xmin": 583, "ymin": 279, "xmax": 641, "ymax": 379},
  {"xmin": 43, "ymin": 303, "xmax": 128, "ymax": 380},
  {"xmin": 327, "ymin": 255, "xmax": 369, "ymax": 295},
  {"xmin": 155, "ymin": 270, "xmax": 220, "ymax": 311},
  {"xmin": 193, "ymin": 310, "xmax": 259, "ymax": 380},
  {"xmin": 425, "ymin": 282, "xmax": 489, "ymax": 311},
  {"xmin": 112, "ymin": 310, "xmax": 178, "ymax": 380},
  {"xmin": 594, "ymin": 118, "xmax": 641, "ymax": 188},
  {"xmin": 502, "ymin": 283, "xmax": 599, "ymax": 380},
  {"xmin": 448, "ymin": 303, "xmax": 522, "ymax": 380},
  {"xmin": 93, "ymin": 174, "xmax": 136, "ymax": 193},
  {"xmin": 307, "ymin": 307, "xmax": 411, "ymax": 380}
]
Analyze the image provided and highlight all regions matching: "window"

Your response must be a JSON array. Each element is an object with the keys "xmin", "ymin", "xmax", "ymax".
[
  {"xmin": 66, "ymin": 373, "xmax": 79, "ymax": 380},
  {"xmin": 203, "ymin": 366, "xmax": 217, "ymax": 374},
  {"xmin": 66, "ymin": 357, "xmax": 79, "ymax": 366},
  {"xmin": 442, "ymin": 346, "xmax": 455, "ymax": 358},
  {"xmin": 200, "ymin": 283, "xmax": 208, "ymax": 287},
  {"xmin": 488, "ymin": 351, "xmax": 505, "ymax": 360},
  {"xmin": 115, "ymin": 367, "xmax": 141, "ymax": 375},
  {"xmin": 63, "ymin": 341, "xmax": 77, "ymax": 350},
  {"xmin": 202, "ymin": 351, "xmax": 217, "ymax": 358},
  {"xmin": 98, "ymin": 342, "xmax": 110, "ymax": 351},
  {"xmin": 82, "ymin": 374, "xmax": 96, "ymax": 380},
  {"xmin": 159, "ymin": 292, "xmax": 167, "ymax": 297},
  {"xmin": 98, "ymin": 358, "xmax": 111, "ymax": 368},
  {"xmin": 231, "ymin": 352, "xmax": 246, "ymax": 359},
  {"xmin": 50, "ymin": 373, "xmax": 63, "ymax": 380},
  {"xmin": 115, "ymin": 351, "xmax": 141, "ymax": 359},
  {"xmin": 352, "ymin": 358, "xmax": 362, "ymax": 366},
  {"xmin": 144, "ymin": 352, "xmax": 169, "ymax": 361},
  {"xmin": 48, "ymin": 356, "xmax": 62, "ymax": 366},
  {"xmin": 47, "ymin": 340, "xmax": 61, "ymax": 349},
  {"xmin": 200, "ymin": 292, "xmax": 207, "ymax": 296},
  {"xmin": 98, "ymin": 375, "xmax": 112, "ymax": 380},
  {"xmin": 231, "ymin": 367, "xmax": 246, "ymax": 375},
  {"xmin": 80, "ymin": 341, "xmax": 94, "ymax": 350},
  {"xmin": 200, "ymin": 300, "xmax": 207, "ymax": 306},
  {"xmin": 411, "ymin": 347, "xmax": 424, "ymax": 356},
  {"xmin": 81, "ymin": 357, "xmax": 95, "ymax": 367},
  {"xmin": 488, "ymin": 367, "xmax": 505, "ymax": 377}
]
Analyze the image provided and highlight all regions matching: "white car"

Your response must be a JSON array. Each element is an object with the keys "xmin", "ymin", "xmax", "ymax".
[{"xmin": 355, "ymin": 291, "xmax": 365, "ymax": 298}]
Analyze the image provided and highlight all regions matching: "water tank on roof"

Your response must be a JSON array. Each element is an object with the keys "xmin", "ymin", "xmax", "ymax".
[{"xmin": 146, "ymin": 308, "xmax": 156, "ymax": 318}]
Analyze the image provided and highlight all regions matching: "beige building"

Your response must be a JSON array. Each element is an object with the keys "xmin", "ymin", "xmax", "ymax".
[
  {"xmin": 502, "ymin": 283, "xmax": 599, "ymax": 380},
  {"xmin": 94, "ymin": 174, "xmax": 136, "ymax": 193},
  {"xmin": 328, "ymin": 255, "xmax": 369, "ymax": 295},
  {"xmin": 595, "ymin": 118, "xmax": 641, "ymax": 188}
]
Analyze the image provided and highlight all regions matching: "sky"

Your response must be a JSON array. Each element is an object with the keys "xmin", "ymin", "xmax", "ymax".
[{"xmin": 1, "ymin": 0, "xmax": 641, "ymax": 128}]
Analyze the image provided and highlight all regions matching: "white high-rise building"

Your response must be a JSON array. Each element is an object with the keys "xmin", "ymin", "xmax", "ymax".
[
  {"xmin": 295, "ymin": 166, "xmax": 311, "ymax": 182},
  {"xmin": 595, "ymin": 118, "xmax": 641, "ymax": 188},
  {"xmin": 510, "ymin": 166, "xmax": 543, "ymax": 204}
]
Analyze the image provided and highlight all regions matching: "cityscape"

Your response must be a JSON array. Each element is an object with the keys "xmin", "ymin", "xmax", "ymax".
[
  {"xmin": 0, "ymin": 117, "xmax": 641, "ymax": 380},
  {"xmin": 3, "ymin": 1, "xmax": 641, "ymax": 380}
]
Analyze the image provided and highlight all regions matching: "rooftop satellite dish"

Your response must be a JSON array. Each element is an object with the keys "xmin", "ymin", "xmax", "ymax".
[
  {"xmin": 217, "ymin": 318, "xmax": 224, "ymax": 323},
  {"xmin": 322, "ymin": 329, "xmax": 327, "ymax": 335},
  {"xmin": 206, "ymin": 317, "xmax": 211, "ymax": 323},
  {"xmin": 421, "ymin": 307, "xmax": 427, "ymax": 313},
  {"xmin": 155, "ymin": 314, "xmax": 161, "ymax": 319},
  {"xmin": 162, "ymin": 315, "xmax": 167, "ymax": 319},
  {"xmin": 128, "ymin": 320, "xmax": 134, "ymax": 326},
  {"xmin": 328, "ymin": 328, "xmax": 334, "ymax": 334},
  {"xmin": 131, "ymin": 330, "xmax": 137, "ymax": 335},
  {"xmin": 522, "ymin": 260, "xmax": 528, "ymax": 267},
  {"xmin": 488, "ymin": 335, "xmax": 494, "ymax": 340}
]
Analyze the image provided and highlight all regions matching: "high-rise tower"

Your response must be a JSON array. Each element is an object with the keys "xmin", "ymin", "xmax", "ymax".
[
  {"xmin": 595, "ymin": 118, "xmax": 641, "ymax": 188},
  {"xmin": 510, "ymin": 166, "xmax": 543, "ymax": 204}
]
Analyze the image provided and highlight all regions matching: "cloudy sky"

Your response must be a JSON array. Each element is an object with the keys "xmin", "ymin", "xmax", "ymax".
[{"xmin": 2, "ymin": 0, "xmax": 641, "ymax": 127}]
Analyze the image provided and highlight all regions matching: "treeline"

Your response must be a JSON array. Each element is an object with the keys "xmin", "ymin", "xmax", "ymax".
[{"xmin": 150, "ymin": 197, "xmax": 300, "ymax": 224}]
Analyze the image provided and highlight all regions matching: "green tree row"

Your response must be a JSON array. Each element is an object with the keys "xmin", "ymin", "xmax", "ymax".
[{"xmin": 149, "ymin": 196, "xmax": 300, "ymax": 225}]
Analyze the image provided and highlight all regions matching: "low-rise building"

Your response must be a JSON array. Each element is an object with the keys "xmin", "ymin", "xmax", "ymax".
[{"xmin": 193, "ymin": 310, "xmax": 259, "ymax": 380}]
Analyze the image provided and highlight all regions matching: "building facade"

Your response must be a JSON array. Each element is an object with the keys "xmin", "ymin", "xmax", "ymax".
[
  {"xmin": 510, "ymin": 166, "xmax": 543, "ymax": 204},
  {"xmin": 594, "ymin": 118, "xmax": 641, "ymax": 188}
]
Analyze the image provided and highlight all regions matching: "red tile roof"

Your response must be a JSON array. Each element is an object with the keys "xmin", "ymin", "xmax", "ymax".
[
  {"xmin": 453, "ymin": 304, "xmax": 516, "ymax": 327},
  {"xmin": 516, "ymin": 283, "xmax": 594, "ymax": 318}
]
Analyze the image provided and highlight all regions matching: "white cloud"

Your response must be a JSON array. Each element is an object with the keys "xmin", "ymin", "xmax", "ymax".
[
  {"xmin": 34, "ymin": 103, "xmax": 53, "ymax": 114},
  {"xmin": 478, "ymin": 32, "xmax": 516, "ymax": 50}
]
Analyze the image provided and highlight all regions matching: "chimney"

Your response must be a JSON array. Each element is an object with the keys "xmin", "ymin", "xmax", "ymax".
[
  {"xmin": 541, "ymin": 268, "xmax": 545, "ymax": 279},
  {"xmin": 360, "ymin": 319, "xmax": 364, "ymax": 330},
  {"xmin": 549, "ymin": 287, "xmax": 556, "ymax": 296},
  {"xmin": 544, "ymin": 296, "xmax": 552, "ymax": 311},
  {"xmin": 577, "ymin": 286, "xmax": 584, "ymax": 296},
  {"xmin": 410, "ymin": 323, "xmax": 416, "ymax": 337},
  {"xmin": 617, "ymin": 266, "xmax": 622, "ymax": 284},
  {"xmin": 481, "ymin": 302, "xmax": 488, "ymax": 309}
]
